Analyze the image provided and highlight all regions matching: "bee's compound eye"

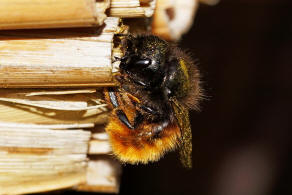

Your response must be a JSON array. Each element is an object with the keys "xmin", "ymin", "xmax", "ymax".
[{"xmin": 135, "ymin": 59, "xmax": 152, "ymax": 67}]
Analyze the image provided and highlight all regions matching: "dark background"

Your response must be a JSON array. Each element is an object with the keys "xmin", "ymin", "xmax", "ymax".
[
  {"xmin": 119, "ymin": 0, "xmax": 292, "ymax": 195},
  {"xmin": 69, "ymin": 0, "xmax": 292, "ymax": 194}
]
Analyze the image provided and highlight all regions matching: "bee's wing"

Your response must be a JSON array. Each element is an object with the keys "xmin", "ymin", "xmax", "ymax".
[{"xmin": 171, "ymin": 98, "xmax": 192, "ymax": 169}]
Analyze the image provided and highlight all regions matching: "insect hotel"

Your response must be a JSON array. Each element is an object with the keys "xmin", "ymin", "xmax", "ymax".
[{"xmin": 0, "ymin": 0, "xmax": 217, "ymax": 194}]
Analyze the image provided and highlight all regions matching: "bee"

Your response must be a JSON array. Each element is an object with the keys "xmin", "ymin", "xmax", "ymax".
[{"xmin": 104, "ymin": 34, "xmax": 202, "ymax": 168}]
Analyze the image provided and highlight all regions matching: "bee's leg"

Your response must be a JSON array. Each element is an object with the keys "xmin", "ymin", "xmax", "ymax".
[
  {"xmin": 115, "ymin": 109, "xmax": 144, "ymax": 130},
  {"xmin": 116, "ymin": 107, "xmax": 145, "ymax": 128},
  {"xmin": 108, "ymin": 90, "xmax": 143, "ymax": 130},
  {"xmin": 140, "ymin": 105, "xmax": 159, "ymax": 115},
  {"xmin": 125, "ymin": 93, "xmax": 141, "ymax": 104},
  {"xmin": 108, "ymin": 90, "xmax": 119, "ymax": 108},
  {"xmin": 107, "ymin": 90, "xmax": 133, "ymax": 129},
  {"xmin": 115, "ymin": 109, "xmax": 135, "ymax": 130}
]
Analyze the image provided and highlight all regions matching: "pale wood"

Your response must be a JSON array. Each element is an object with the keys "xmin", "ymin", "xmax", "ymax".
[
  {"xmin": 152, "ymin": 0, "xmax": 219, "ymax": 41},
  {"xmin": 0, "ymin": 102, "xmax": 109, "ymax": 124},
  {"xmin": 0, "ymin": 3, "xmax": 141, "ymax": 194},
  {"xmin": 0, "ymin": 128, "xmax": 91, "ymax": 194},
  {"xmin": 109, "ymin": 0, "xmax": 156, "ymax": 17},
  {"xmin": 95, "ymin": 0, "xmax": 111, "ymax": 25},
  {"xmin": 111, "ymin": 0, "xmax": 140, "ymax": 8},
  {"xmin": 0, "ymin": 97, "xmax": 107, "ymax": 111},
  {"xmin": 0, "ymin": 172, "xmax": 86, "ymax": 195},
  {"xmin": 87, "ymin": 125, "xmax": 111, "ymax": 154},
  {"xmin": 0, "ymin": 17, "xmax": 122, "ymax": 88},
  {"xmin": 0, "ymin": 123, "xmax": 120, "ymax": 194},
  {"xmin": 88, "ymin": 131, "xmax": 112, "ymax": 154},
  {"xmin": 81, "ymin": 126, "xmax": 121, "ymax": 193},
  {"xmin": 0, "ymin": 89, "xmax": 107, "ymax": 111},
  {"xmin": 0, "ymin": 0, "xmax": 109, "ymax": 30},
  {"xmin": 0, "ymin": 89, "xmax": 109, "ymax": 124},
  {"xmin": 76, "ymin": 158, "xmax": 121, "ymax": 193},
  {"xmin": 89, "ymin": 140, "xmax": 111, "ymax": 154},
  {"xmin": 0, "ymin": 121, "xmax": 94, "ymax": 129},
  {"xmin": 152, "ymin": 0, "xmax": 199, "ymax": 41},
  {"xmin": 24, "ymin": 88, "xmax": 97, "ymax": 96},
  {"xmin": 0, "ymin": 128, "xmax": 90, "ymax": 153}
]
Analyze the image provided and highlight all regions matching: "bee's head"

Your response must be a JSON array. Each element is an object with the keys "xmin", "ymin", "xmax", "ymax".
[{"xmin": 119, "ymin": 35, "xmax": 169, "ymax": 88}]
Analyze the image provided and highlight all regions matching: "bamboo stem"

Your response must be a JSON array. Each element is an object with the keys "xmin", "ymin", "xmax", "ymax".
[
  {"xmin": 0, "ymin": 17, "xmax": 123, "ymax": 88},
  {"xmin": 109, "ymin": 0, "xmax": 156, "ymax": 18},
  {"xmin": 0, "ymin": 89, "xmax": 109, "ymax": 124},
  {"xmin": 0, "ymin": 0, "xmax": 108, "ymax": 30},
  {"xmin": 0, "ymin": 128, "xmax": 91, "ymax": 194}
]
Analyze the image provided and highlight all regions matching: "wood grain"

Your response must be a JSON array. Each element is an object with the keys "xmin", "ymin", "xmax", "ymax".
[
  {"xmin": 0, "ymin": 127, "xmax": 91, "ymax": 194},
  {"xmin": 0, "ymin": 17, "xmax": 122, "ymax": 88},
  {"xmin": 109, "ymin": 0, "xmax": 156, "ymax": 17},
  {"xmin": 0, "ymin": 0, "xmax": 108, "ymax": 30},
  {"xmin": 0, "ymin": 89, "xmax": 109, "ymax": 124}
]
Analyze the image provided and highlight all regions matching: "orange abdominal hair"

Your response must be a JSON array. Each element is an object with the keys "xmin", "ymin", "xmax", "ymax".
[
  {"xmin": 104, "ymin": 89, "xmax": 181, "ymax": 164},
  {"xmin": 106, "ymin": 117, "xmax": 181, "ymax": 164}
]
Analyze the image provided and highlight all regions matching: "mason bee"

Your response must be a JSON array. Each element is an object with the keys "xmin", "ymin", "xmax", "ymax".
[{"xmin": 104, "ymin": 34, "xmax": 202, "ymax": 168}]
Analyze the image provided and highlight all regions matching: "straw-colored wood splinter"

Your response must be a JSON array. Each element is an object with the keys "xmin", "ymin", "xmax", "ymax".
[
  {"xmin": 0, "ymin": 17, "xmax": 124, "ymax": 88},
  {"xmin": 109, "ymin": 0, "xmax": 157, "ymax": 18},
  {"xmin": 0, "ymin": 121, "xmax": 121, "ymax": 194},
  {"xmin": 0, "ymin": 127, "xmax": 91, "ymax": 194},
  {"xmin": 0, "ymin": 89, "xmax": 109, "ymax": 124},
  {"xmin": 152, "ymin": 0, "xmax": 219, "ymax": 41},
  {"xmin": 0, "ymin": 0, "xmax": 109, "ymax": 30},
  {"xmin": 76, "ymin": 159, "xmax": 121, "ymax": 193}
]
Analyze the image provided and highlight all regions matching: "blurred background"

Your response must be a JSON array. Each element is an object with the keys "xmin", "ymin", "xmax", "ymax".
[
  {"xmin": 66, "ymin": 0, "xmax": 291, "ymax": 194},
  {"xmin": 118, "ymin": 0, "xmax": 292, "ymax": 195}
]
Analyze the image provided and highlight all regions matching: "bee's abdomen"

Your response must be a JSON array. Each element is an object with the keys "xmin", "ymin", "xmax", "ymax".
[
  {"xmin": 104, "ymin": 89, "xmax": 181, "ymax": 164},
  {"xmin": 106, "ymin": 116, "xmax": 181, "ymax": 164}
]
